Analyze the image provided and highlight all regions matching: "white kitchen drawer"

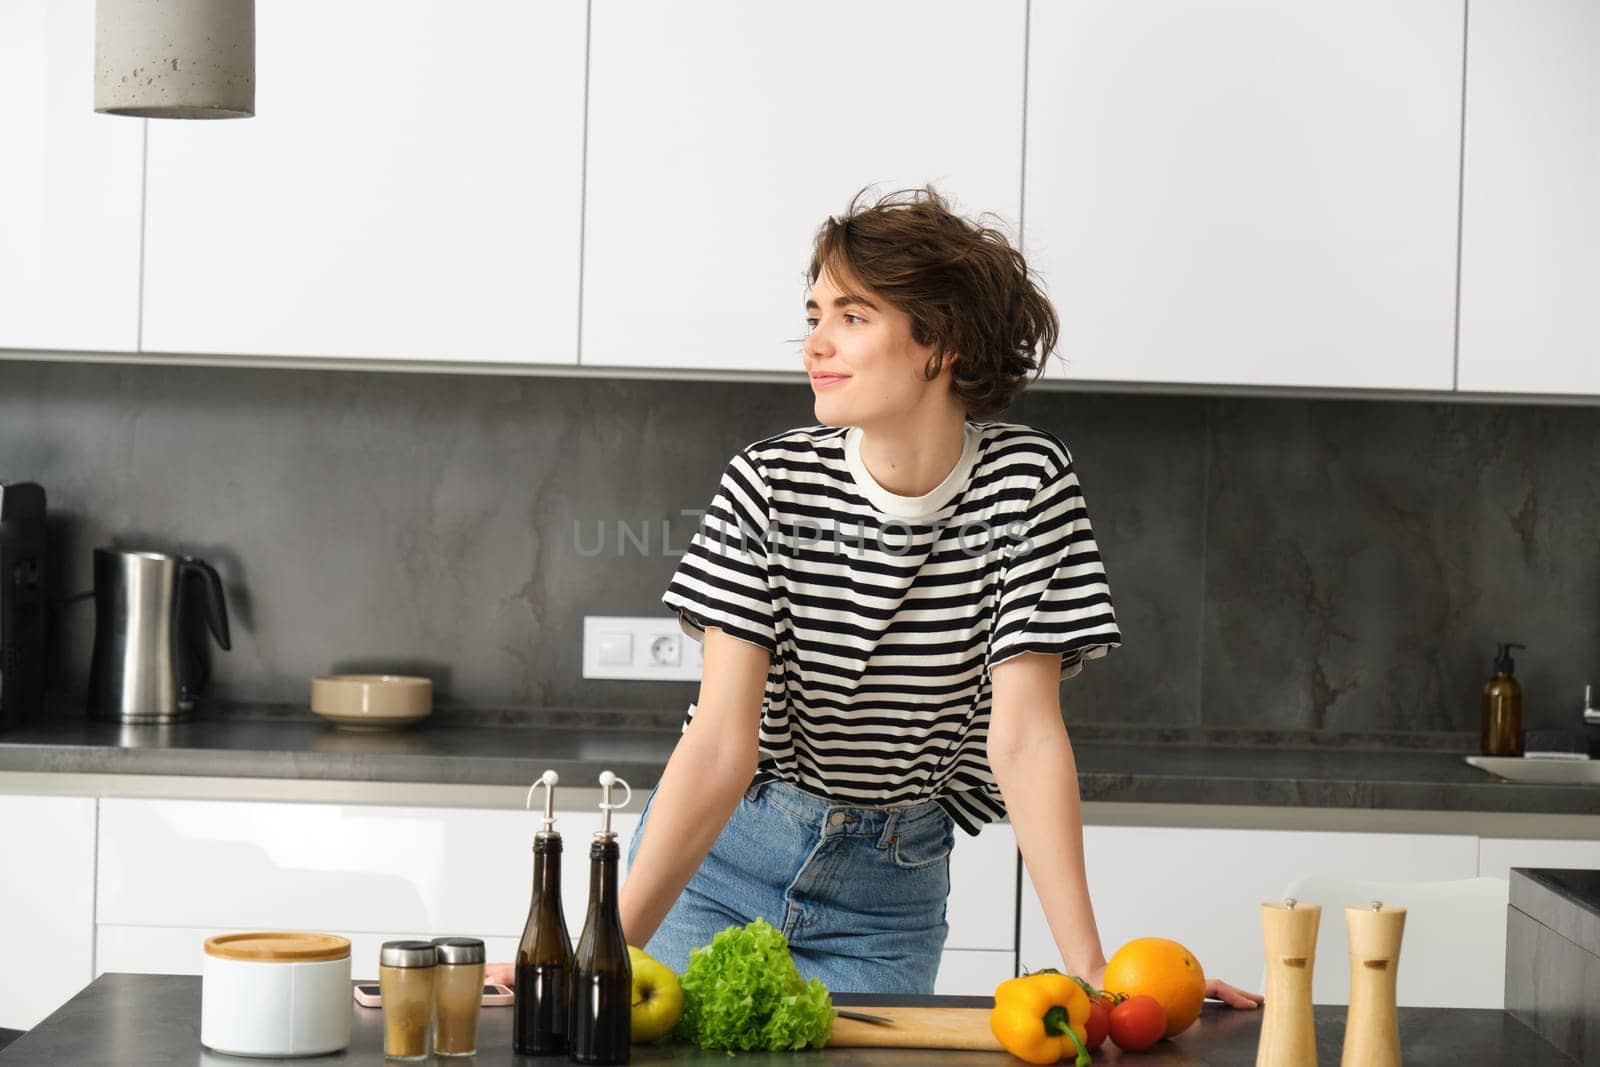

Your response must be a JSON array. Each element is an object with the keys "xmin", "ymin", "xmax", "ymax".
[
  {"xmin": 95, "ymin": 925, "xmax": 520, "ymax": 982},
  {"xmin": 1019, "ymin": 825, "xmax": 1478, "ymax": 999},
  {"xmin": 934, "ymin": 949, "xmax": 1015, "ymax": 997},
  {"xmin": 98, "ymin": 798, "xmax": 638, "ymax": 943},
  {"xmin": 102, "ymin": 927, "xmax": 1016, "ymax": 998},
  {"xmin": 946, "ymin": 822, "xmax": 1018, "ymax": 952},
  {"xmin": 0, "ymin": 795, "xmax": 97, "ymax": 1030},
  {"xmin": 1478, "ymin": 837, "xmax": 1600, "ymax": 881}
]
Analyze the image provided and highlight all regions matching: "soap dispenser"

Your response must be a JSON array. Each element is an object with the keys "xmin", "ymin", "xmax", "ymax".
[
  {"xmin": 1584, "ymin": 685, "xmax": 1600, "ymax": 759},
  {"xmin": 1481, "ymin": 642, "xmax": 1527, "ymax": 757}
]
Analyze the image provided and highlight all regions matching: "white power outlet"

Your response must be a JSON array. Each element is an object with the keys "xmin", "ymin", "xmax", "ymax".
[{"xmin": 582, "ymin": 615, "xmax": 703, "ymax": 681}]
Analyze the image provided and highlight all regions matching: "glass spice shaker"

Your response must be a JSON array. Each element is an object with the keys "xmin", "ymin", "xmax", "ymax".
[
  {"xmin": 431, "ymin": 937, "xmax": 486, "ymax": 1056},
  {"xmin": 379, "ymin": 940, "xmax": 438, "ymax": 1061}
]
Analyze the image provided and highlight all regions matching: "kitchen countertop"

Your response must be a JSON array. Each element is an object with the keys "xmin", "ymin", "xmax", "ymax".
[
  {"xmin": 1506, "ymin": 867, "xmax": 1600, "ymax": 1062},
  {"xmin": 0, "ymin": 974, "xmax": 1573, "ymax": 1065},
  {"xmin": 1512, "ymin": 867, "xmax": 1600, "ymax": 956},
  {"xmin": 1, "ymin": 707, "xmax": 1597, "ymax": 819}
]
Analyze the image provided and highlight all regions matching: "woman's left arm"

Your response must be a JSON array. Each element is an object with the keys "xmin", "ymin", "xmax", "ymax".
[{"xmin": 988, "ymin": 651, "xmax": 1262, "ymax": 1008}]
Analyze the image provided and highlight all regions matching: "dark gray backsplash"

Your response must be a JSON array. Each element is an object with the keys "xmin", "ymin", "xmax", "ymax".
[{"xmin": 3, "ymin": 359, "xmax": 1596, "ymax": 735}]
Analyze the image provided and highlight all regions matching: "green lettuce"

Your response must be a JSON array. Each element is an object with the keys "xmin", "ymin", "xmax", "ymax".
[{"xmin": 674, "ymin": 918, "xmax": 834, "ymax": 1051}]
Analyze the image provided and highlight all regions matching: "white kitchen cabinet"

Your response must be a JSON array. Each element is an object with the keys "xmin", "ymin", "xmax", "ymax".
[
  {"xmin": 1477, "ymin": 837, "xmax": 1600, "ymax": 881},
  {"xmin": 1018, "ymin": 825, "xmax": 1477, "ymax": 1004},
  {"xmin": 1457, "ymin": 0, "xmax": 1599, "ymax": 396},
  {"xmin": 933, "ymin": 823, "xmax": 1021, "ymax": 994},
  {"xmin": 140, "ymin": 0, "xmax": 586, "ymax": 364},
  {"xmin": 0, "ymin": 795, "xmax": 97, "ymax": 1030},
  {"xmin": 946, "ymin": 821, "xmax": 1019, "ymax": 954},
  {"xmin": 934, "ymin": 950, "xmax": 1015, "ymax": 997},
  {"xmin": 0, "ymin": 0, "xmax": 143, "ymax": 353},
  {"xmin": 101, "ymin": 927, "xmax": 1020, "ymax": 999},
  {"xmin": 94, "ymin": 793, "xmax": 1010, "ymax": 991},
  {"xmin": 95, "ymin": 925, "xmax": 520, "ymax": 982},
  {"xmin": 97, "ymin": 798, "xmax": 640, "ymax": 970},
  {"xmin": 1024, "ymin": 1, "xmax": 1463, "ymax": 391},
  {"xmin": 580, "ymin": 0, "xmax": 1026, "ymax": 372}
]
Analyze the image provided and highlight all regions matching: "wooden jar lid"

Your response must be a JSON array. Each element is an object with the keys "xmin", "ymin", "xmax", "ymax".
[{"xmin": 204, "ymin": 932, "xmax": 351, "ymax": 962}]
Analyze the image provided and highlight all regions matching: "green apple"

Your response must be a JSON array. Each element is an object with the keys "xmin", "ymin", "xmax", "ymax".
[{"xmin": 628, "ymin": 945, "xmax": 683, "ymax": 1043}]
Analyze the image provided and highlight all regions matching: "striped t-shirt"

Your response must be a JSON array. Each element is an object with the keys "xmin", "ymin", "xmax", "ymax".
[{"xmin": 660, "ymin": 420, "xmax": 1121, "ymax": 834}]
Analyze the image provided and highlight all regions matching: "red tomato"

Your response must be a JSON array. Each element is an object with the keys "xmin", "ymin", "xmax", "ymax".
[
  {"xmin": 1084, "ymin": 999, "xmax": 1110, "ymax": 1051},
  {"xmin": 1108, "ymin": 994, "xmax": 1166, "ymax": 1052}
]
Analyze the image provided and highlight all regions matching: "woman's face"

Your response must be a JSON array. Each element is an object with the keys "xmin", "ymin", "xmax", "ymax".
[{"xmin": 803, "ymin": 264, "xmax": 952, "ymax": 428}]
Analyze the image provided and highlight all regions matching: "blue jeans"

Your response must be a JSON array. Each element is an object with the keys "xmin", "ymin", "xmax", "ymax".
[{"xmin": 626, "ymin": 777, "xmax": 953, "ymax": 994}]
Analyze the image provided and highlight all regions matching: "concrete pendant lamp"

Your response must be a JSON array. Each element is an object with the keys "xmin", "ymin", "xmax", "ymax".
[{"xmin": 94, "ymin": 0, "xmax": 255, "ymax": 118}]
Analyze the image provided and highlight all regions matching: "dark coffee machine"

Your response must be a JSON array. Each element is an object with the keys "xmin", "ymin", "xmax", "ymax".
[{"xmin": 0, "ymin": 482, "xmax": 48, "ymax": 730}]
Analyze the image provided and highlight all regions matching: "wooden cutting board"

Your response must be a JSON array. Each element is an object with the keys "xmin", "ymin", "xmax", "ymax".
[{"xmin": 827, "ymin": 1006, "xmax": 1003, "ymax": 1050}]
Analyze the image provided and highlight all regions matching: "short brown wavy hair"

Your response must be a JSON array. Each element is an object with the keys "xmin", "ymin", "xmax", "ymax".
[{"xmin": 805, "ymin": 185, "xmax": 1059, "ymax": 419}]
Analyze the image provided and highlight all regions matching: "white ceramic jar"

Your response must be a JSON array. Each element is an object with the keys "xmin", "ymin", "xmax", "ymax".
[{"xmin": 201, "ymin": 932, "xmax": 352, "ymax": 1057}]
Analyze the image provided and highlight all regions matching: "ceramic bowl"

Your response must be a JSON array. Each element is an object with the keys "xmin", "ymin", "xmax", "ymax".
[{"xmin": 310, "ymin": 674, "xmax": 432, "ymax": 731}]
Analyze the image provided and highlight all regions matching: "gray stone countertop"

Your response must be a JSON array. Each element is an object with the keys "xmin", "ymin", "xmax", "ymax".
[
  {"xmin": 1511, "ymin": 867, "xmax": 1600, "ymax": 957},
  {"xmin": 0, "ymin": 974, "xmax": 1576, "ymax": 1066},
  {"xmin": 1, "ymin": 705, "xmax": 1598, "ymax": 816}
]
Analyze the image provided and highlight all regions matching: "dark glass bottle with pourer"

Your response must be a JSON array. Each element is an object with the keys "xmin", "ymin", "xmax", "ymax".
[
  {"xmin": 569, "ymin": 771, "xmax": 633, "ymax": 1065},
  {"xmin": 515, "ymin": 770, "xmax": 574, "ymax": 1056}
]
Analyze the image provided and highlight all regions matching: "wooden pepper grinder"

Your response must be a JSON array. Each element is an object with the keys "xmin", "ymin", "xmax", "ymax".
[
  {"xmin": 1257, "ymin": 897, "xmax": 1320, "ymax": 1067},
  {"xmin": 1340, "ymin": 901, "xmax": 1406, "ymax": 1067}
]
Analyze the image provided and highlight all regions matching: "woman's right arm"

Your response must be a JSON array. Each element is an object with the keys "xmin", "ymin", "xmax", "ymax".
[{"xmin": 618, "ymin": 625, "xmax": 770, "ymax": 949}]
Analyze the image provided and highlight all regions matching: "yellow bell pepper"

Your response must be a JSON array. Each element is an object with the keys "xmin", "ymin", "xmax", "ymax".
[{"xmin": 989, "ymin": 972, "xmax": 1092, "ymax": 1066}]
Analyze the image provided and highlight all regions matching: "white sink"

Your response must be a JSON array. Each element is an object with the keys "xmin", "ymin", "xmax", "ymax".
[{"xmin": 1464, "ymin": 754, "xmax": 1600, "ymax": 785}]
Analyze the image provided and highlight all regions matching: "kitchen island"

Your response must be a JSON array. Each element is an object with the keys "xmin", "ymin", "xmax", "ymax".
[
  {"xmin": 4, "ymin": 711, "xmax": 1598, "ymax": 1038},
  {"xmin": 1506, "ymin": 867, "xmax": 1600, "ymax": 1062},
  {"xmin": 0, "ymin": 974, "xmax": 1574, "ymax": 1065}
]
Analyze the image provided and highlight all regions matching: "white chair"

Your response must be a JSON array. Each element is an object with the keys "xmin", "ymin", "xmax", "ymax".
[{"xmin": 1259, "ymin": 876, "xmax": 1509, "ymax": 1009}]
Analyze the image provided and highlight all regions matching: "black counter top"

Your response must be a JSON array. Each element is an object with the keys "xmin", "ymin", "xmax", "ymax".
[
  {"xmin": 0, "ymin": 974, "xmax": 1574, "ymax": 1066},
  {"xmin": 1, "ymin": 709, "xmax": 1598, "ymax": 816},
  {"xmin": 0, "ymin": 712, "xmax": 680, "ymax": 792}
]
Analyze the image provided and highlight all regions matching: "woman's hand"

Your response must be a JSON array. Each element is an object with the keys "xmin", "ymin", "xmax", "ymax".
[
  {"xmin": 485, "ymin": 962, "xmax": 515, "ymax": 990},
  {"xmin": 1085, "ymin": 963, "xmax": 1262, "ymax": 1009},
  {"xmin": 1205, "ymin": 977, "xmax": 1263, "ymax": 1008}
]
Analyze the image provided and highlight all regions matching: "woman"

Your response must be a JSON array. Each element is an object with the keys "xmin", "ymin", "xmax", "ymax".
[{"xmin": 545, "ymin": 186, "xmax": 1255, "ymax": 1005}]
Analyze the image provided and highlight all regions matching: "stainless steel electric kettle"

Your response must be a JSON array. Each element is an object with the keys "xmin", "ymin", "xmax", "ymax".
[{"xmin": 87, "ymin": 548, "xmax": 232, "ymax": 723}]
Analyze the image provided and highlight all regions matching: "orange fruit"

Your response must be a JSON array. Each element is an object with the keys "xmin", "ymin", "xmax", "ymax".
[{"xmin": 1102, "ymin": 937, "xmax": 1206, "ymax": 1038}]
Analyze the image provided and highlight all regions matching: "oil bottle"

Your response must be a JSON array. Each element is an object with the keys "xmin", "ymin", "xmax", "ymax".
[
  {"xmin": 569, "ymin": 770, "xmax": 632, "ymax": 1065},
  {"xmin": 515, "ymin": 770, "xmax": 574, "ymax": 1056}
]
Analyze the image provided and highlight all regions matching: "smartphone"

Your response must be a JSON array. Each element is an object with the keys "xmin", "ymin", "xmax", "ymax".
[{"xmin": 353, "ymin": 983, "xmax": 514, "ymax": 1008}]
